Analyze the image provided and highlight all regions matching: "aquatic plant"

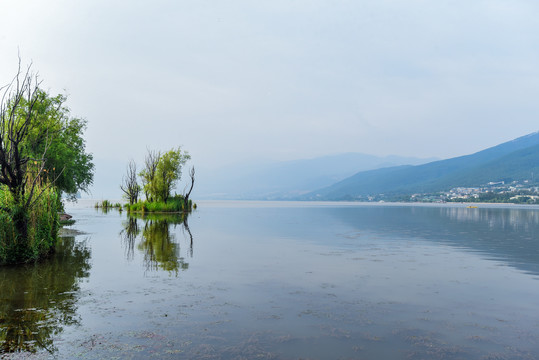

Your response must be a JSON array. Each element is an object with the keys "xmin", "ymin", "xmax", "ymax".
[{"xmin": 94, "ymin": 200, "xmax": 122, "ymax": 209}]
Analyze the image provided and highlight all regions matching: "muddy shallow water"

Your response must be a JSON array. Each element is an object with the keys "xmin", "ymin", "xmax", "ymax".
[{"xmin": 1, "ymin": 201, "xmax": 539, "ymax": 359}]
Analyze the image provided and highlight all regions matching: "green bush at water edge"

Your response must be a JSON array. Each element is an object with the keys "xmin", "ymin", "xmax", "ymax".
[
  {"xmin": 125, "ymin": 195, "xmax": 193, "ymax": 213},
  {"xmin": 0, "ymin": 188, "xmax": 60, "ymax": 265}
]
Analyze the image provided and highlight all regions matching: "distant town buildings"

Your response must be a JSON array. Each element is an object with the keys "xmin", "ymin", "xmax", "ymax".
[{"xmin": 413, "ymin": 180, "xmax": 539, "ymax": 203}]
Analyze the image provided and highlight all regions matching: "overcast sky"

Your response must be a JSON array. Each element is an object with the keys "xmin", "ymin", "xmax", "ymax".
[{"xmin": 1, "ymin": 1, "xmax": 538, "ymax": 198}]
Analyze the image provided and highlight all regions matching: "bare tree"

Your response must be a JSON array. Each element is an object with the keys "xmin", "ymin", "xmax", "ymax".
[
  {"xmin": 183, "ymin": 166, "xmax": 195, "ymax": 212},
  {"xmin": 120, "ymin": 159, "xmax": 140, "ymax": 205}
]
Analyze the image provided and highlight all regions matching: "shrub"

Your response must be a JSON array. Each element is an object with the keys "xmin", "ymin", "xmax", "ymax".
[
  {"xmin": 125, "ymin": 194, "xmax": 192, "ymax": 213},
  {"xmin": 0, "ymin": 187, "xmax": 60, "ymax": 265}
]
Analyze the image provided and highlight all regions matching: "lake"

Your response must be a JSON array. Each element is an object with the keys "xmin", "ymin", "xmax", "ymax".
[{"xmin": 1, "ymin": 201, "xmax": 539, "ymax": 359}]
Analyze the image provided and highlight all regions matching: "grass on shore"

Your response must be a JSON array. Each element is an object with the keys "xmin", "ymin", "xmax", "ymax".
[
  {"xmin": 0, "ymin": 187, "xmax": 60, "ymax": 265},
  {"xmin": 125, "ymin": 195, "xmax": 193, "ymax": 213}
]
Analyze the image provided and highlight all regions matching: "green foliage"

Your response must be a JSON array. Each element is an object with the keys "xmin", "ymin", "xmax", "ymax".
[
  {"xmin": 59, "ymin": 218, "xmax": 76, "ymax": 226},
  {"xmin": 139, "ymin": 148, "xmax": 190, "ymax": 203},
  {"xmin": 0, "ymin": 187, "xmax": 60, "ymax": 265},
  {"xmin": 23, "ymin": 90, "xmax": 94, "ymax": 200},
  {"xmin": 94, "ymin": 200, "xmax": 122, "ymax": 209},
  {"xmin": 122, "ymin": 147, "xmax": 193, "ymax": 212},
  {"xmin": 154, "ymin": 148, "xmax": 190, "ymax": 203},
  {"xmin": 0, "ymin": 63, "xmax": 91, "ymax": 265},
  {"xmin": 139, "ymin": 150, "xmax": 160, "ymax": 202},
  {"xmin": 125, "ymin": 195, "xmax": 192, "ymax": 213},
  {"xmin": 126, "ymin": 201, "xmax": 148, "ymax": 213}
]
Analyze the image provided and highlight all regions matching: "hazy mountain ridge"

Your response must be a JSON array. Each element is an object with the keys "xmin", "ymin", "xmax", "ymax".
[
  {"xmin": 194, "ymin": 153, "xmax": 437, "ymax": 200},
  {"xmin": 306, "ymin": 131, "xmax": 539, "ymax": 200}
]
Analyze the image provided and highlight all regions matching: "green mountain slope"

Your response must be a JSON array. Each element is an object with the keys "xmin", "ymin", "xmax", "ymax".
[
  {"xmin": 437, "ymin": 143, "xmax": 539, "ymax": 188},
  {"xmin": 307, "ymin": 132, "xmax": 539, "ymax": 200}
]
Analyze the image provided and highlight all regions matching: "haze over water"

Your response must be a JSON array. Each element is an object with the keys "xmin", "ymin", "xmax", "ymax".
[{"xmin": 1, "ymin": 201, "xmax": 539, "ymax": 359}]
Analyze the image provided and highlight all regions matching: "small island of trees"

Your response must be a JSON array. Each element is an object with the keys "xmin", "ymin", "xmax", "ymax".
[{"xmin": 119, "ymin": 148, "xmax": 195, "ymax": 213}]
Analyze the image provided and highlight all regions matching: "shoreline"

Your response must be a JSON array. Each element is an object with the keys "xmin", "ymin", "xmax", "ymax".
[{"xmin": 68, "ymin": 198, "xmax": 539, "ymax": 210}]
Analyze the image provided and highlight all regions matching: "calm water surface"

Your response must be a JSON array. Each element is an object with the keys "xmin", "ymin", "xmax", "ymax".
[{"xmin": 1, "ymin": 201, "xmax": 539, "ymax": 359}]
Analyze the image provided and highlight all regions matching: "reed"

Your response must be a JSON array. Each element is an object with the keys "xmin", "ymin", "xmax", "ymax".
[{"xmin": 0, "ymin": 187, "xmax": 60, "ymax": 265}]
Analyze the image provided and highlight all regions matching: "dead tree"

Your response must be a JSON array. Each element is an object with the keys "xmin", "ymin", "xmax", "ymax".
[
  {"xmin": 183, "ymin": 166, "xmax": 195, "ymax": 212},
  {"xmin": 120, "ymin": 159, "xmax": 140, "ymax": 205}
]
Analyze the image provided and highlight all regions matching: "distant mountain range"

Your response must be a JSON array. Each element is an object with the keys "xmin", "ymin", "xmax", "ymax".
[
  {"xmin": 305, "ymin": 131, "xmax": 539, "ymax": 200},
  {"xmin": 194, "ymin": 153, "xmax": 437, "ymax": 200}
]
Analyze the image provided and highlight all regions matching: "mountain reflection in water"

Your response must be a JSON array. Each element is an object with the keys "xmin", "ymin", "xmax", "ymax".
[
  {"xmin": 330, "ymin": 205, "xmax": 539, "ymax": 276},
  {"xmin": 0, "ymin": 236, "xmax": 91, "ymax": 353},
  {"xmin": 122, "ymin": 213, "xmax": 193, "ymax": 274}
]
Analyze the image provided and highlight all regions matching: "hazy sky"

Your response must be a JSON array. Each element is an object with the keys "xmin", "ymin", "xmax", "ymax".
[{"xmin": 1, "ymin": 1, "xmax": 538, "ymax": 198}]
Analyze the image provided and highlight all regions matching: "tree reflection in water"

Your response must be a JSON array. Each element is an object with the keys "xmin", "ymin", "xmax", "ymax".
[
  {"xmin": 123, "ymin": 213, "xmax": 193, "ymax": 274},
  {"xmin": 120, "ymin": 216, "xmax": 140, "ymax": 261},
  {"xmin": 0, "ymin": 236, "xmax": 91, "ymax": 353}
]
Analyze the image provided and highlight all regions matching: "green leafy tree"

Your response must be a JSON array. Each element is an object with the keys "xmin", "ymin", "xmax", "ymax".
[
  {"xmin": 0, "ymin": 60, "xmax": 93, "ymax": 262},
  {"xmin": 24, "ymin": 90, "xmax": 94, "ymax": 200},
  {"xmin": 0, "ymin": 63, "xmax": 52, "ymax": 244},
  {"xmin": 154, "ymin": 148, "xmax": 190, "ymax": 203},
  {"xmin": 139, "ymin": 149, "xmax": 160, "ymax": 202}
]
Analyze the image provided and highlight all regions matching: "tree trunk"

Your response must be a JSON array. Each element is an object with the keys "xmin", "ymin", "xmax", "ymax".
[
  {"xmin": 12, "ymin": 206, "xmax": 30, "ymax": 259},
  {"xmin": 184, "ymin": 167, "xmax": 195, "ymax": 212}
]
